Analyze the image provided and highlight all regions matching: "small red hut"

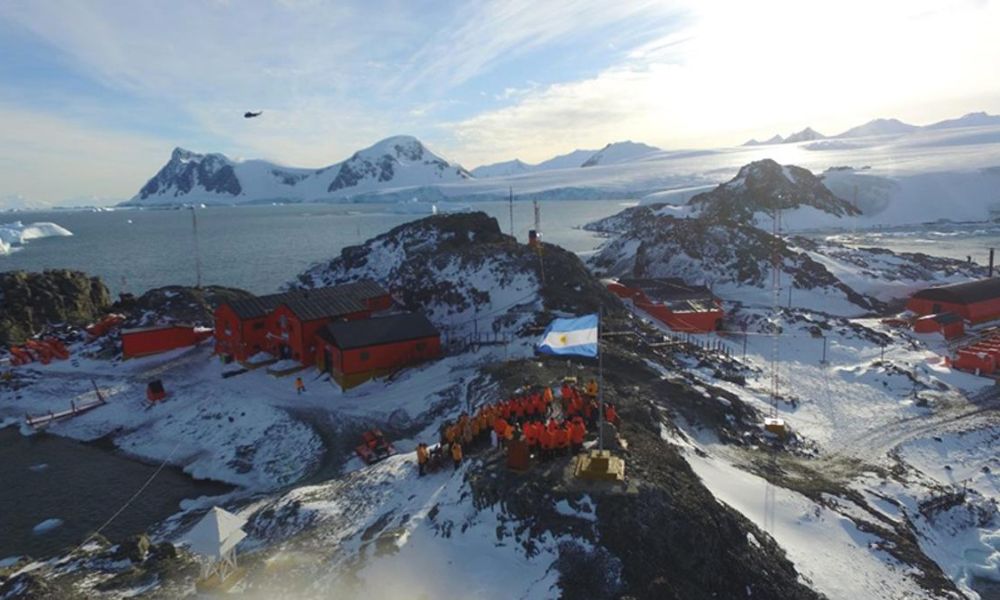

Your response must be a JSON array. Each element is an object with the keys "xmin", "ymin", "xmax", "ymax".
[
  {"xmin": 122, "ymin": 324, "xmax": 211, "ymax": 359},
  {"xmin": 913, "ymin": 313, "xmax": 965, "ymax": 339},
  {"xmin": 605, "ymin": 277, "xmax": 723, "ymax": 333}
]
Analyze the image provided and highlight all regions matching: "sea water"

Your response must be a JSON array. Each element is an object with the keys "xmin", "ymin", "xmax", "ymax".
[{"xmin": 0, "ymin": 201, "xmax": 625, "ymax": 295}]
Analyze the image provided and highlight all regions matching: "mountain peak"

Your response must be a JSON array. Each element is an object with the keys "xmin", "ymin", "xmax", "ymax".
[
  {"xmin": 783, "ymin": 127, "xmax": 825, "ymax": 143},
  {"xmin": 581, "ymin": 141, "xmax": 660, "ymax": 167},
  {"xmin": 688, "ymin": 159, "xmax": 859, "ymax": 222}
]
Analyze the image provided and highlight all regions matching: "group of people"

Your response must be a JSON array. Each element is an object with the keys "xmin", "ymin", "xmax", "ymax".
[{"xmin": 415, "ymin": 378, "xmax": 622, "ymax": 476}]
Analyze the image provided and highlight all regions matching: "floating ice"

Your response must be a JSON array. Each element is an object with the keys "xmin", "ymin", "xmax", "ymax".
[{"xmin": 32, "ymin": 518, "xmax": 64, "ymax": 534}]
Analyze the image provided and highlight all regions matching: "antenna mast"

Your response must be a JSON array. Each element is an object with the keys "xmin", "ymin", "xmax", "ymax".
[
  {"xmin": 509, "ymin": 186, "xmax": 515, "ymax": 239},
  {"xmin": 190, "ymin": 206, "xmax": 203, "ymax": 289}
]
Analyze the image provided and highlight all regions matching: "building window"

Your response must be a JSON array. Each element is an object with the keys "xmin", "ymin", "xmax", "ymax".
[
  {"xmin": 416, "ymin": 342, "xmax": 426, "ymax": 351},
  {"xmin": 360, "ymin": 351, "xmax": 370, "ymax": 362},
  {"xmin": 279, "ymin": 315, "xmax": 288, "ymax": 329},
  {"xmin": 253, "ymin": 322, "xmax": 265, "ymax": 330}
]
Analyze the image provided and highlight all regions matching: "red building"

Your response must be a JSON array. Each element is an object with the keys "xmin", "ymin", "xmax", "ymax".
[
  {"xmin": 907, "ymin": 279, "xmax": 1000, "ymax": 324},
  {"xmin": 913, "ymin": 313, "xmax": 965, "ymax": 339},
  {"xmin": 605, "ymin": 278, "xmax": 723, "ymax": 333},
  {"xmin": 214, "ymin": 280, "xmax": 391, "ymax": 363},
  {"xmin": 122, "ymin": 324, "xmax": 212, "ymax": 359},
  {"xmin": 315, "ymin": 312, "xmax": 441, "ymax": 389}
]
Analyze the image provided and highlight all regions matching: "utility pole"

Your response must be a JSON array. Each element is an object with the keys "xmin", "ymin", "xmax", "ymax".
[
  {"xmin": 190, "ymin": 206, "xmax": 202, "ymax": 289},
  {"xmin": 509, "ymin": 186, "xmax": 514, "ymax": 240}
]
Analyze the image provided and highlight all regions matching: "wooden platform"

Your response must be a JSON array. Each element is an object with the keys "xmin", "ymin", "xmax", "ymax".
[{"xmin": 574, "ymin": 449, "xmax": 626, "ymax": 482}]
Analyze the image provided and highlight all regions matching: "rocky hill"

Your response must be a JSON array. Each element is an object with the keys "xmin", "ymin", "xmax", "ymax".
[
  {"xmin": 686, "ymin": 159, "xmax": 860, "ymax": 224},
  {"xmin": 587, "ymin": 161, "xmax": 984, "ymax": 315},
  {"xmin": 0, "ymin": 270, "xmax": 110, "ymax": 345},
  {"xmin": 294, "ymin": 212, "xmax": 622, "ymax": 333}
]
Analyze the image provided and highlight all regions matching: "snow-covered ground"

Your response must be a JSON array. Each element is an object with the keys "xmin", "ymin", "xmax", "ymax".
[
  {"xmin": 0, "ymin": 221, "xmax": 72, "ymax": 255},
  {"xmin": 639, "ymin": 301, "xmax": 1000, "ymax": 599}
]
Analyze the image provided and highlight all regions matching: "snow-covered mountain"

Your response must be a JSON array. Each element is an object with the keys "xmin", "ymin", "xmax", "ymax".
[
  {"xmin": 925, "ymin": 111, "xmax": 1000, "ymax": 130},
  {"xmin": 124, "ymin": 135, "xmax": 472, "ymax": 205},
  {"xmin": 534, "ymin": 148, "xmax": 598, "ymax": 170},
  {"xmin": 588, "ymin": 160, "xmax": 983, "ymax": 315},
  {"xmin": 835, "ymin": 118, "xmax": 919, "ymax": 138},
  {"xmin": 0, "ymin": 194, "xmax": 48, "ymax": 212},
  {"xmin": 581, "ymin": 141, "xmax": 660, "ymax": 167},
  {"xmin": 687, "ymin": 158, "xmax": 859, "ymax": 225},
  {"xmin": 783, "ymin": 127, "xmax": 826, "ymax": 143},
  {"xmin": 742, "ymin": 134, "xmax": 784, "ymax": 146},
  {"xmin": 470, "ymin": 159, "xmax": 534, "ymax": 178}
]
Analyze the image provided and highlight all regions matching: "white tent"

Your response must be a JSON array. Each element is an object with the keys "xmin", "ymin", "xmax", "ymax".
[{"xmin": 185, "ymin": 506, "xmax": 248, "ymax": 584}]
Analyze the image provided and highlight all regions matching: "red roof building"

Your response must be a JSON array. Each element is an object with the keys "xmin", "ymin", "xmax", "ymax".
[
  {"xmin": 315, "ymin": 312, "xmax": 441, "ymax": 389},
  {"xmin": 907, "ymin": 279, "xmax": 1000, "ymax": 324},
  {"xmin": 605, "ymin": 278, "xmax": 723, "ymax": 333},
  {"xmin": 214, "ymin": 280, "xmax": 391, "ymax": 363}
]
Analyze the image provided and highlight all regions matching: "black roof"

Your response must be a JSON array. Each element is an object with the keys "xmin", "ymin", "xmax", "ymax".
[
  {"xmin": 226, "ymin": 280, "xmax": 387, "ymax": 320},
  {"xmin": 911, "ymin": 278, "xmax": 1000, "ymax": 305},
  {"xmin": 619, "ymin": 278, "xmax": 715, "ymax": 302},
  {"xmin": 317, "ymin": 313, "xmax": 439, "ymax": 350}
]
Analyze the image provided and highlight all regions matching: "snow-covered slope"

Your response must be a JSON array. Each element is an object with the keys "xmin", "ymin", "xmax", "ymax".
[
  {"xmin": 581, "ymin": 141, "xmax": 660, "ymax": 167},
  {"xmin": 743, "ymin": 134, "xmax": 785, "ymax": 146},
  {"xmin": 534, "ymin": 148, "xmax": 598, "ymax": 170},
  {"xmin": 925, "ymin": 111, "xmax": 1000, "ymax": 130},
  {"xmin": 588, "ymin": 159, "xmax": 986, "ymax": 315},
  {"xmin": 836, "ymin": 118, "xmax": 919, "ymax": 138},
  {"xmin": 125, "ymin": 136, "xmax": 472, "ymax": 205},
  {"xmin": 470, "ymin": 159, "xmax": 533, "ymax": 178}
]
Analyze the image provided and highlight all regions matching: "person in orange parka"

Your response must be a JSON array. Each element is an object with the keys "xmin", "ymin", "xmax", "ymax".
[
  {"xmin": 523, "ymin": 420, "xmax": 538, "ymax": 447},
  {"xmin": 451, "ymin": 441, "xmax": 463, "ymax": 470},
  {"xmin": 604, "ymin": 403, "xmax": 617, "ymax": 426},
  {"xmin": 494, "ymin": 417, "xmax": 510, "ymax": 449},
  {"xmin": 538, "ymin": 425, "xmax": 553, "ymax": 460},
  {"xmin": 570, "ymin": 417, "xmax": 586, "ymax": 453},
  {"xmin": 555, "ymin": 424, "xmax": 570, "ymax": 455}
]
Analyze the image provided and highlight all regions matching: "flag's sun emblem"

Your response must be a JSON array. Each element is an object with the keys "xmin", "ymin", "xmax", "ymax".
[{"xmin": 559, "ymin": 334, "xmax": 568, "ymax": 345}]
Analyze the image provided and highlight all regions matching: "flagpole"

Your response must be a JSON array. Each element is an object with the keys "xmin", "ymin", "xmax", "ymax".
[{"xmin": 598, "ymin": 307, "xmax": 605, "ymax": 452}]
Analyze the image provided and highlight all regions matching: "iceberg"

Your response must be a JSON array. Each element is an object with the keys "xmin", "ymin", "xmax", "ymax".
[{"xmin": 0, "ymin": 221, "xmax": 73, "ymax": 255}]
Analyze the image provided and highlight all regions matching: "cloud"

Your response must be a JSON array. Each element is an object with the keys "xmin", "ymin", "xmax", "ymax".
[
  {"xmin": 445, "ymin": 0, "xmax": 1000, "ymax": 165},
  {"xmin": 0, "ymin": 104, "xmax": 170, "ymax": 204}
]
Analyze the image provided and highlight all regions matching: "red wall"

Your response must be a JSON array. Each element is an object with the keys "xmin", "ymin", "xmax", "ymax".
[
  {"xmin": 607, "ymin": 281, "xmax": 722, "ymax": 333},
  {"xmin": 267, "ymin": 304, "xmax": 373, "ymax": 365},
  {"xmin": 908, "ymin": 296, "xmax": 1000, "ymax": 325},
  {"xmin": 213, "ymin": 304, "xmax": 269, "ymax": 362},
  {"xmin": 123, "ymin": 326, "xmax": 206, "ymax": 359},
  {"xmin": 322, "ymin": 335, "xmax": 441, "ymax": 376},
  {"xmin": 906, "ymin": 298, "xmax": 969, "ymax": 319}
]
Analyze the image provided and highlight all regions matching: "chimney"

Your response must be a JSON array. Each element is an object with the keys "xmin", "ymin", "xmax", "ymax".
[{"xmin": 991, "ymin": 248, "xmax": 995, "ymax": 278}]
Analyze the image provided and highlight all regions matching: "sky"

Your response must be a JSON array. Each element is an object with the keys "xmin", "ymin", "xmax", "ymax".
[{"xmin": 1, "ymin": 0, "xmax": 999, "ymax": 205}]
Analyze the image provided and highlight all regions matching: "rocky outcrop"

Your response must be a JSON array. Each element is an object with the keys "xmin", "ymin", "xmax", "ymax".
[
  {"xmin": 687, "ymin": 158, "xmax": 859, "ymax": 223},
  {"xmin": 121, "ymin": 285, "xmax": 254, "ymax": 328},
  {"xmin": 295, "ymin": 212, "xmax": 622, "ymax": 331},
  {"xmin": 0, "ymin": 270, "xmax": 111, "ymax": 345}
]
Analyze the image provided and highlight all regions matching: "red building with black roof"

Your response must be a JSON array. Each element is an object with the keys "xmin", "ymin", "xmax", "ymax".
[
  {"xmin": 604, "ymin": 277, "xmax": 723, "ymax": 332},
  {"xmin": 315, "ymin": 312, "xmax": 441, "ymax": 389},
  {"xmin": 213, "ymin": 280, "xmax": 391, "ymax": 363},
  {"xmin": 907, "ymin": 279, "xmax": 1000, "ymax": 324}
]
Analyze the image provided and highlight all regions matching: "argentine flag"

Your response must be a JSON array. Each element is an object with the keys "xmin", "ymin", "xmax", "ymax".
[{"xmin": 537, "ymin": 314, "xmax": 599, "ymax": 357}]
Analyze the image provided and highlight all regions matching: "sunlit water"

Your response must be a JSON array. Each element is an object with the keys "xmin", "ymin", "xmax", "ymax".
[{"xmin": 0, "ymin": 201, "xmax": 626, "ymax": 295}]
